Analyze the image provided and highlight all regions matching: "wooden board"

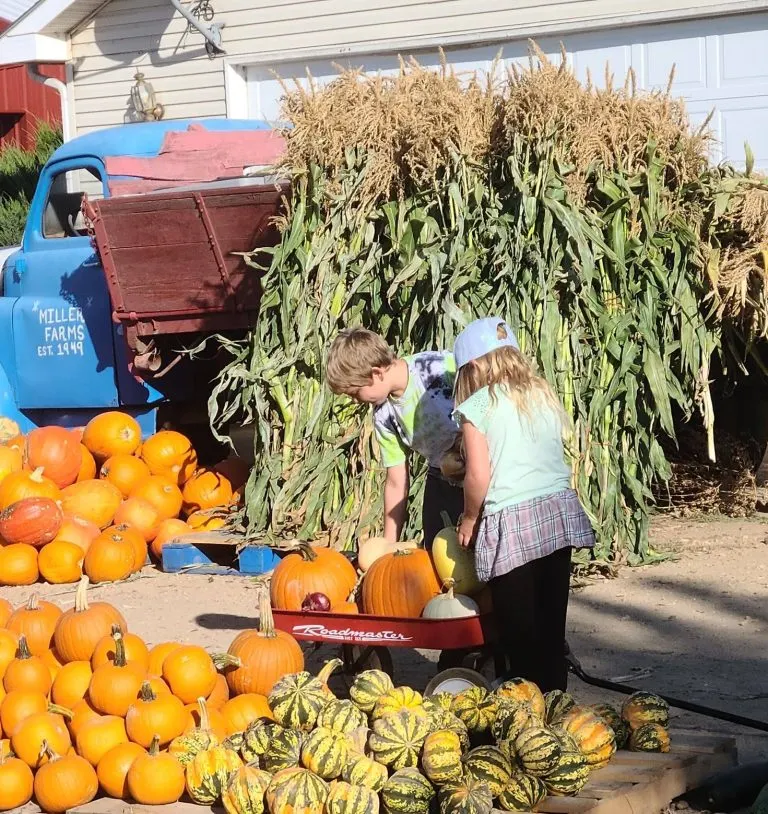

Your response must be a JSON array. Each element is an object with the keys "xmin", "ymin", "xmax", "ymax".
[
  {"xmin": 57, "ymin": 730, "xmax": 736, "ymax": 814},
  {"xmin": 161, "ymin": 531, "xmax": 282, "ymax": 576}
]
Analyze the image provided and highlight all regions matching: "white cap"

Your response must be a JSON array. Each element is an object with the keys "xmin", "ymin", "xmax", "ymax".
[{"xmin": 454, "ymin": 317, "xmax": 519, "ymax": 369}]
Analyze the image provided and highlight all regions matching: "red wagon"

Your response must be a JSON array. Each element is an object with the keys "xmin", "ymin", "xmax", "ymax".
[{"xmin": 272, "ymin": 608, "xmax": 501, "ymax": 683}]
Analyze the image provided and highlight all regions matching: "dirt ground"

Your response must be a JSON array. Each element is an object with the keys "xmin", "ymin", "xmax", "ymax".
[{"xmin": 1, "ymin": 514, "xmax": 766, "ymax": 769}]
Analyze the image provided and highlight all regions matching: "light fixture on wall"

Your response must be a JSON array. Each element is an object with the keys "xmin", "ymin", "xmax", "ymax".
[{"xmin": 130, "ymin": 72, "xmax": 165, "ymax": 121}]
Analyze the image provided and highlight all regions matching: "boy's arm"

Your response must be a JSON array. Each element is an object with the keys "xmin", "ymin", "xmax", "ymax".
[
  {"xmin": 458, "ymin": 421, "xmax": 490, "ymax": 547},
  {"xmin": 383, "ymin": 462, "xmax": 409, "ymax": 542}
]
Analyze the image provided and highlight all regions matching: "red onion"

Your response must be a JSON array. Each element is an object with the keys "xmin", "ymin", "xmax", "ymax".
[{"xmin": 302, "ymin": 592, "xmax": 331, "ymax": 612}]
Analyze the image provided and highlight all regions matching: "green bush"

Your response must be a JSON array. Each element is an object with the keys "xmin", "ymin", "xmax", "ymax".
[{"xmin": 0, "ymin": 122, "xmax": 62, "ymax": 246}]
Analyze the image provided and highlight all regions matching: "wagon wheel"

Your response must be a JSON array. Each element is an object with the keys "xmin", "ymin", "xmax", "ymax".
[{"xmin": 339, "ymin": 644, "xmax": 394, "ymax": 690}]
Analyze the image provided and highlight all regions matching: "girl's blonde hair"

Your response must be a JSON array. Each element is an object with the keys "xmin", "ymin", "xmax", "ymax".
[{"xmin": 455, "ymin": 342, "xmax": 565, "ymax": 423}]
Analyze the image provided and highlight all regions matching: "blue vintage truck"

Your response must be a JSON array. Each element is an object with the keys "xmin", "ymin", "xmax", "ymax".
[{"xmin": 0, "ymin": 118, "xmax": 284, "ymax": 452}]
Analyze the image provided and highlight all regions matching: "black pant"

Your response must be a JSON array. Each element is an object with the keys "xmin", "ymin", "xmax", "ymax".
[
  {"xmin": 422, "ymin": 470, "xmax": 464, "ymax": 550},
  {"xmin": 490, "ymin": 547, "xmax": 572, "ymax": 692}
]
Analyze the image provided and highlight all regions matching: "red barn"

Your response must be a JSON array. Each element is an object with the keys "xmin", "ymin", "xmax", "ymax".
[{"xmin": 0, "ymin": 7, "xmax": 63, "ymax": 149}]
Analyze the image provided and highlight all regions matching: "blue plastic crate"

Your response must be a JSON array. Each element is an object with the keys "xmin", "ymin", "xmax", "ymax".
[{"xmin": 162, "ymin": 537, "xmax": 282, "ymax": 576}]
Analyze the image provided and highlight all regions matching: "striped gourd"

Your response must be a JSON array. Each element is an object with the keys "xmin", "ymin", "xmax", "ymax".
[
  {"xmin": 514, "ymin": 727, "xmax": 562, "ymax": 777},
  {"xmin": 492, "ymin": 701, "xmax": 541, "ymax": 743},
  {"xmin": 265, "ymin": 767, "xmax": 329, "ymax": 814},
  {"xmin": 381, "ymin": 767, "xmax": 435, "ymax": 814},
  {"xmin": 561, "ymin": 708, "xmax": 615, "ymax": 768},
  {"xmin": 301, "ymin": 726, "xmax": 349, "ymax": 780},
  {"xmin": 591, "ymin": 704, "xmax": 629, "ymax": 750},
  {"xmin": 498, "ymin": 771, "xmax": 548, "ymax": 812},
  {"xmin": 462, "ymin": 745, "xmax": 511, "ymax": 798},
  {"xmin": 372, "ymin": 686, "xmax": 424, "ymax": 721},
  {"xmin": 437, "ymin": 776, "xmax": 493, "ymax": 814},
  {"xmin": 222, "ymin": 764, "xmax": 271, "ymax": 814},
  {"xmin": 318, "ymin": 699, "xmax": 368, "ymax": 734},
  {"xmin": 224, "ymin": 733, "xmax": 245, "ymax": 752},
  {"xmin": 421, "ymin": 730, "xmax": 463, "ymax": 785},
  {"xmin": 451, "ymin": 686, "xmax": 496, "ymax": 735},
  {"xmin": 543, "ymin": 751, "xmax": 590, "ymax": 796},
  {"xmin": 241, "ymin": 718, "xmax": 277, "ymax": 764},
  {"xmin": 350, "ymin": 670, "xmax": 394, "ymax": 713},
  {"xmin": 262, "ymin": 727, "xmax": 304, "ymax": 773},
  {"xmin": 427, "ymin": 708, "xmax": 470, "ymax": 751},
  {"xmin": 268, "ymin": 671, "xmax": 329, "ymax": 731},
  {"xmin": 325, "ymin": 780, "xmax": 380, "ymax": 814},
  {"xmin": 369, "ymin": 708, "xmax": 430, "ymax": 770},
  {"xmin": 343, "ymin": 753, "xmax": 389, "ymax": 792},
  {"xmin": 169, "ymin": 697, "xmax": 220, "ymax": 766},
  {"xmin": 628, "ymin": 724, "xmax": 670, "ymax": 753},
  {"xmin": 186, "ymin": 743, "xmax": 244, "ymax": 805},
  {"xmin": 544, "ymin": 690, "xmax": 575, "ymax": 726},
  {"xmin": 423, "ymin": 692, "xmax": 453, "ymax": 714},
  {"xmin": 550, "ymin": 726, "xmax": 579, "ymax": 752},
  {"xmin": 495, "ymin": 679, "xmax": 546, "ymax": 719},
  {"xmin": 621, "ymin": 692, "xmax": 670, "ymax": 731}
]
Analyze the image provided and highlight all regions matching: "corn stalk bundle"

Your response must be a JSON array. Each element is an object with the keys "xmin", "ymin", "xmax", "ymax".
[{"xmin": 208, "ymin": 50, "xmax": 768, "ymax": 563}]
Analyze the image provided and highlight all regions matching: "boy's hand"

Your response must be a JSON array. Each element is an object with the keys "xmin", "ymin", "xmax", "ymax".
[{"xmin": 457, "ymin": 515, "xmax": 477, "ymax": 548}]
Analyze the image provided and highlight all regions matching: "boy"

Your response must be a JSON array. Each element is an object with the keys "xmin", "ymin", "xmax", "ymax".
[{"xmin": 326, "ymin": 328, "xmax": 463, "ymax": 547}]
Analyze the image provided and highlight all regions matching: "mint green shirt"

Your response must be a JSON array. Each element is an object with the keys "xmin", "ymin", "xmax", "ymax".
[{"xmin": 454, "ymin": 386, "xmax": 571, "ymax": 514}]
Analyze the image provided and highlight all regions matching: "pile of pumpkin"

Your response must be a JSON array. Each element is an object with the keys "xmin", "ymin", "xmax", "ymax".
[{"xmin": 0, "ymin": 411, "xmax": 249, "ymax": 586}]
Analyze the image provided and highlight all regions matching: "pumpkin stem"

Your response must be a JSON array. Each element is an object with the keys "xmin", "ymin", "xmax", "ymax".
[
  {"xmin": 29, "ymin": 467, "xmax": 45, "ymax": 483},
  {"xmin": 15, "ymin": 634, "xmax": 31, "ymax": 660},
  {"xmin": 392, "ymin": 548, "xmax": 414, "ymax": 558},
  {"xmin": 258, "ymin": 589, "xmax": 277, "ymax": 639},
  {"xmin": 48, "ymin": 703, "xmax": 74, "ymax": 720},
  {"xmin": 25, "ymin": 593, "xmax": 41, "ymax": 611},
  {"xmin": 138, "ymin": 681, "xmax": 157, "ymax": 702},
  {"xmin": 196, "ymin": 697, "xmax": 211, "ymax": 732},
  {"xmin": 441, "ymin": 578, "xmax": 456, "ymax": 597},
  {"xmin": 211, "ymin": 653, "xmax": 240, "ymax": 671},
  {"xmin": 148, "ymin": 734, "xmax": 161, "ymax": 757},
  {"xmin": 297, "ymin": 542, "xmax": 318, "ymax": 562},
  {"xmin": 38, "ymin": 739, "xmax": 60, "ymax": 764},
  {"xmin": 112, "ymin": 629, "xmax": 127, "ymax": 668},
  {"xmin": 317, "ymin": 657, "xmax": 343, "ymax": 685},
  {"xmin": 74, "ymin": 576, "xmax": 91, "ymax": 612}
]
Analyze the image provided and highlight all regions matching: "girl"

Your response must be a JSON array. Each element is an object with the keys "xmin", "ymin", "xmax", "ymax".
[{"xmin": 451, "ymin": 316, "xmax": 595, "ymax": 691}]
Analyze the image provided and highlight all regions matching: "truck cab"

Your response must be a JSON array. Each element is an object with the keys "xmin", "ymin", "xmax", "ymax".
[{"xmin": 0, "ymin": 118, "xmax": 282, "ymax": 443}]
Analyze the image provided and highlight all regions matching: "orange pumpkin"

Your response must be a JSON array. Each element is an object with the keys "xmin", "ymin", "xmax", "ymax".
[
  {"xmin": 38, "ymin": 541, "xmax": 84, "ymax": 584},
  {"xmin": 2, "ymin": 433, "xmax": 24, "ymax": 454},
  {"xmin": 0, "ymin": 496, "xmax": 63, "ymax": 547},
  {"xmin": 11, "ymin": 709, "xmax": 71, "ymax": 768},
  {"xmin": 104, "ymin": 523, "xmax": 148, "ymax": 572},
  {"xmin": 82, "ymin": 412, "xmax": 141, "ymax": 462},
  {"xmin": 183, "ymin": 697, "xmax": 228, "ymax": 742},
  {"xmin": 0, "ymin": 468, "xmax": 59, "ymax": 511},
  {"xmin": 146, "ymin": 642, "xmax": 181, "ymax": 676},
  {"xmin": 145, "ymin": 675, "xmax": 172, "ymax": 696},
  {"xmin": 0, "ymin": 598, "xmax": 11, "ymax": 627},
  {"xmin": 52, "ymin": 661, "xmax": 93, "ymax": 709},
  {"xmin": 362, "ymin": 547, "xmax": 441, "ymax": 617},
  {"xmin": 3, "ymin": 635, "xmax": 52, "ymax": 695},
  {"xmin": 25, "ymin": 426, "xmax": 81, "ymax": 489},
  {"xmin": 0, "ymin": 445, "xmax": 23, "ymax": 486},
  {"xmin": 181, "ymin": 468, "xmax": 233, "ymax": 516},
  {"xmin": 92, "ymin": 626, "xmax": 149, "ymax": 671},
  {"xmin": 33, "ymin": 745, "xmax": 98, "ymax": 812},
  {"xmin": 40, "ymin": 648, "xmax": 64, "ymax": 682},
  {"xmin": 0, "ymin": 750, "xmax": 34, "ymax": 810},
  {"xmin": 83, "ymin": 527, "xmax": 136, "ymax": 584},
  {"xmin": 150, "ymin": 518, "xmax": 191, "ymax": 559},
  {"xmin": 88, "ymin": 631, "xmax": 146, "ymax": 717},
  {"xmin": 67, "ymin": 698, "xmax": 102, "ymax": 741},
  {"xmin": 206, "ymin": 673, "xmax": 230, "ymax": 710},
  {"xmin": 222, "ymin": 591, "xmax": 304, "ymax": 696},
  {"xmin": 52, "ymin": 515, "xmax": 100, "ymax": 553},
  {"xmin": 96, "ymin": 741, "xmax": 145, "ymax": 799},
  {"xmin": 53, "ymin": 576, "xmax": 128, "ymax": 663},
  {"xmin": 270, "ymin": 543, "xmax": 358, "ymax": 611},
  {"xmin": 187, "ymin": 510, "xmax": 226, "ymax": 531},
  {"xmin": 75, "ymin": 714, "xmax": 128, "ymax": 766},
  {"xmin": 113, "ymin": 497, "xmax": 161, "ymax": 543},
  {"xmin": 60, "ymin": 480, "xmax": 122, "ymax": 530},
  {"xmin": 220, "ymin": 693, "xmax": 273, "ymax": 736},
  {"xmin": 214, "ymin": 456, "xmax": 250, "ymax": 491},
  {"xmin": 0, "ymin": 543, "xmax": 39, "ymax": 586},
  {"xmin": 0, "ymin": 690, "xmax": 47, "ymax": 738},
  {"xmin": 331, "ymin": 600, "xmax": 360, "ymax": 615},
  {"xmin": 162, "ymin": 645, "xmax": 217, "ymax": 704},
  {"xmin": 125, "ymin": 681, "xmax": 187, "ymax": 748},
  {"xmin": 99, "ymin": 454, "xmax": 151, "ymax": 498},
  {"xmin": 126, "ymin": 734, "xmax": 185, "ymax": 804},
  {"xmin": 130, "ymin": 475, "xmax": 183, "ymax": 520},
  {"xmin": 5, "ymin": 594, "xmax": 62, "ymax": 655},
  {"xmin": 76, "ymin": 445, "xmax": 97, "ymax": 482},
  {"xmin": 140, "ymin": 430, "xmax": 198, "ymax": 485},
  {"xmin": 0, "ymin": 630, "xmax": 19, "ymax": 674}
]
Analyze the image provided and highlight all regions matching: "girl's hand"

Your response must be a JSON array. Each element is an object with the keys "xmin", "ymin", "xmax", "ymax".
[{"xmin": 457, "ymin": 516, "xmax": 477, "ymax": 548}]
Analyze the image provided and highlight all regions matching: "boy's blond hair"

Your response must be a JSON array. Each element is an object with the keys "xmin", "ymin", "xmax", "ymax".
[{"xmin": 327, "ymin": 328, "xmax": 395, "ymax": 394}]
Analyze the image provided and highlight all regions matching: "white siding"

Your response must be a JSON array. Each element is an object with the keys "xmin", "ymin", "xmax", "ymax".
[{"xmin": 70, "ymin": 0, "xmax": 761, "ymax": 133}]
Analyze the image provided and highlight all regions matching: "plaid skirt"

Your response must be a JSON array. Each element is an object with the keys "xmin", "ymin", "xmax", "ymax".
[{"xmin": 474, "ymin": 488, "xmax": 595, "ymax": 582}]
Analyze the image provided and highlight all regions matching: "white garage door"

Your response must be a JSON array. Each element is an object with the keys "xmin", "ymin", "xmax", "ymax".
[{"xmin": 245, "ymin": 11, "xmax": 768, "ymax": 169}]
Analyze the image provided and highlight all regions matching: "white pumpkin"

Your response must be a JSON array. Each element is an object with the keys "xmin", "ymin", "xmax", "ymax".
[
  {"xmin": 431, "ymin": 516, "xmax": 485, "ymax": 596},
  {"xmin": 422, "ymin": 583, "xmax": 479, "ymax": 619},
  {"xmin": 357, "ymin": 536, "xmax": 417, "ymax": 572}
]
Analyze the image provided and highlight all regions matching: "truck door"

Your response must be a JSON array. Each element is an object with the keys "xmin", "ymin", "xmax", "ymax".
[{"xmin": 9, "ymin": 160, "xmax": 119, "ymax": 410}]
